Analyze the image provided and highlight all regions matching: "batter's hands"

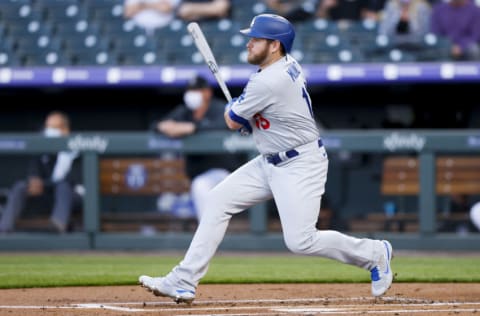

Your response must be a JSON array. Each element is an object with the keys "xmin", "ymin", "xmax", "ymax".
[{"xmin": 238, "ymin": 126, "xmax": 251, "ymax": 136}]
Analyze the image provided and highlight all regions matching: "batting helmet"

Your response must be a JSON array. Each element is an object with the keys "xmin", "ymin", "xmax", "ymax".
[{"xmin": 240, "ymin": 14, "xmax": 295, "ymax": 53}]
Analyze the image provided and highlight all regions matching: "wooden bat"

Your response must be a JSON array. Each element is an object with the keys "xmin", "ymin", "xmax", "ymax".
[{"xmin": 187, "ymin": 22, "xmax": 232, "ymax": 102}]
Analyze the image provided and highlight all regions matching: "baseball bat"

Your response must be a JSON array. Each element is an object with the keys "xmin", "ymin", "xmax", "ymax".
[{"xmin": 187, "ymin": 22, "xmax": 232, "ymax": 102}]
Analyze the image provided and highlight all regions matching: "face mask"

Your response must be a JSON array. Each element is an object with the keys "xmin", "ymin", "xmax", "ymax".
[
  {"xmin": 183, "ymin": 91, "xmax": 203, "ymax": 110},
  {"xmin": 44, "ymin": 127, "xmax": 62, "ymax": 138}
]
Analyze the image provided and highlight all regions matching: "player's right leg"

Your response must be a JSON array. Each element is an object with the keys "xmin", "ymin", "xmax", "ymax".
[{"xmin": 139, "ymin": 156, "xmax": 272, "ymax": 303}]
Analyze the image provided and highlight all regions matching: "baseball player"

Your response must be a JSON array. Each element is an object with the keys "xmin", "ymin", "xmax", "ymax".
[{"xmin": 139, "ymin": 14, "xmax": 393, "ymax": 304}]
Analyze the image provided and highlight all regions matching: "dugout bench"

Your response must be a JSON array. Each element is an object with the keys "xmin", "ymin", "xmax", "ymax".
[
  {"xmin": 367, "ymin": 155, "xmax": 480, "ymax": 232},
  {"xmin": 99, "ymin": 156, "xmax": 198, "ymax": 232}
]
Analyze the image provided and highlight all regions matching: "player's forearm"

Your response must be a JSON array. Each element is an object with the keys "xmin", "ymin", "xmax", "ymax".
[
  {"xmin": 178, "ymin": 0, "xmax": 230, "ymax": 20},
  {"xmin": 146, "ymin": 0, "xmax": 174, "ymax": 13},
  {"xmin": 224, "ymin": 111, "xmax": 242, "ymax": 130},
  {"xmin": 124, "ymin": 3, "xmax": 144, "ymax": 18},
  {"xmin": 158, "ymin": 121, "xmax": 196, "ymax": 137}
]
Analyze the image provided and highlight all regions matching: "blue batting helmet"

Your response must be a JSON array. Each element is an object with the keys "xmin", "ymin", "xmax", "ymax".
[{"xmin": 240, "ymin": 14, "xmax": 295, "ymax": 53}]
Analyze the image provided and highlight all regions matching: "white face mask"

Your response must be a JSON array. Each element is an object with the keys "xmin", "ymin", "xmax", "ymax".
[
  {"xmin": 44, "ymin": 127, "xmax": 63, "ymax": 138},
  {"xmin": 183, "ymin": 91, "xmax": 203, "ymax": 110}
]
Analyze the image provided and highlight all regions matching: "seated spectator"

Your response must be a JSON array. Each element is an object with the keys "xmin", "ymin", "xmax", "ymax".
[
  {"xmin": 123, "ymin": 0, "xmax": 181, "ymax": 34},
  {"xmin": 263, "ymin": 0, "xmax": 318, "ymax": 22},
  {"xmin": 0, "ymin": 111, "xmax": 83, "ymax": 234},
  {"xmin": 470, "ymin": 200, "xmax": 480, "ymax": 232},
  {"xmin": 378, "ymin": 0, "xmax": 431, "ymax": 49},
  {"xmin": 152, "ymin": 74, "xmax": 245, "ymax": 220},
  {"xmin": 176, "ymin": 0, "xmax": 231, "ymax": 22},
  {"xmin": 430, "ymin": 0, "xmax": 480, "ymax": 61},
  {"xmin": 316, "ymin": 0, "xmax": 384, "ymax": 24}
]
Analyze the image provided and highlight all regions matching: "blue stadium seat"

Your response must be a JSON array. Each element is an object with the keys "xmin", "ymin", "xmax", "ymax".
[
  {"xmin": 0, "ymin": 49, "xmax": 21, "ymax": 66},
  {"xmin": 15, "ymin": 34, "xmax": 62, "ymax": 55},
  {"xmin": 368, "ymin": 48, "xmax": 417, "ymax": 63},
  {"xmin": 0, "ymin": 2, "xmax": 43, "ymax": 23},
  {"xmin": 72, "ymin": 50, "xmax": 116, "ymax": 65},
  {"xmin": 22, "ymin": 51, "xmax": 71, "ymax": 66},
  {"xmin": 62, "ymin": 33, "xmax": 110, "ymax": 53},
  {"xmin": 7, "ymin": 20, "xmax": 53, "ymax": 38},
  {"xmin": 120, "ymin": 51, "xmax": 164, "ymax": 66},
  {"xmin": 42, "ymin": 2, "xmax": 89, "ymax": 22},
  {"xmin": 415, "ymin": 33, "xmax": 452, "ymax": 61},
  {"xmin": 53, "ymin": 19, "xmax": 100, "ymax": 37}
]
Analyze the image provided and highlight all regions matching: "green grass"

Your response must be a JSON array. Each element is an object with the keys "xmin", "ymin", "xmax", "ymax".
[{"xmin": 0, "ymin": 253, "xmax": 479, "ymax": 288}]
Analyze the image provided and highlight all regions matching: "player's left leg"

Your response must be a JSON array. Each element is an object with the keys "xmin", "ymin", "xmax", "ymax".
[{"xmin": 270, "ymin": 145, "xmax": 393, "ymax": 296}]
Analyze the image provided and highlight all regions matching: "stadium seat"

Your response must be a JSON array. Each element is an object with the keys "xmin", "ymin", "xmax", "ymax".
[
  {"xmin": 89, "ymin": 1, "xmax": 124, "ymax": 22},
  {"xmin": 42, "ymin": 3, "xmax": 88, "ymax": 22},
  {"xmin": 22, "ymin": 51, "xmax": 70, "ymax": 66},
  {"xmin": 0, "ymin": 2, "xmax": 40, "ymax": 22},
  {"xmin": 110, "ymin": 32, "xmax": 157, "ymax": 57},
  {"xmin": 53, "ymin": 19, "xmax": 100, "ymax": 38},
  {"xmin": 0, "ymin": 49, "xmax": 20, "ymax": 66},
  {"xmin": 72, "ymin": 50, "xmax": 116, "ymax": 65},
  {"xmin": 62, "ymin": 33, "xmax": 110, "ymax": 53},
  {"xmin": 7, "ymin": 20, "xmax": 53, "ymax": 38},
  {"xmin": 415, "ymin": 33, "xmax": 452, "ymax": 61},
  {"xmin": 15, "ymin": 34, "xmax": 62, "ymax": 54},
  {"xmin": 119, "ymin": 51, "xmax": 164, "ymax": 66},
  {"xmin": 368, "ymin": 48, "xmax": 417, "ymax": 63}
]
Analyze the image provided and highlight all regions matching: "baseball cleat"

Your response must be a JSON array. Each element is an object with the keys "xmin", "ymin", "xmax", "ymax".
[
  {"xmin": 370, "ymin": 240, "xmax": 393, "ymax": 297},
  {"xmin": 138, "ymin": 275, "xmax": 195, "ymax": 304}
]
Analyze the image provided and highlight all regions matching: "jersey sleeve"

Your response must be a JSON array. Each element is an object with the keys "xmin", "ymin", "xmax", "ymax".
[{"xmin": 229, "ymin": 78, "xmax": 273, "ymax": 124}]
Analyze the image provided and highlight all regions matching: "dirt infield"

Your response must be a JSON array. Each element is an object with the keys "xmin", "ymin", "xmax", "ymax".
[{"xmin": 0, "ymin": 283, "xmax": 479, "ymax": 315}]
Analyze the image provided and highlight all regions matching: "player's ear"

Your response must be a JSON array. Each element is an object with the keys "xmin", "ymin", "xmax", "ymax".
[{"xmin": 271, "ymin": 40, "xmax": 282, "ymax": 54}]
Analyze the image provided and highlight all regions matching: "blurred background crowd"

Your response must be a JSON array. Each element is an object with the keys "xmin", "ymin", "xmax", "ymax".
[{"xmin": 0, "ymin": 0, "xmax": 479, "ymax": 67}]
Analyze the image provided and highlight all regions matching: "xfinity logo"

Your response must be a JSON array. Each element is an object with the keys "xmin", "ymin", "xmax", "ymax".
[
  {"xmin": 223, "ymin": 134, "xmax": 256, "ymax": 152},
  {"xmin": 383, "ymin": 132, "xmax": 425, "ymax": 152},
  {"xmin": 68, "ymin": 135, "xmax": 109, "ymax": 153}
]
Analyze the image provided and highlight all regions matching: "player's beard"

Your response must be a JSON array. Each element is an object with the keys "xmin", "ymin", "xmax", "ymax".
[{"xmin": 247, "ymin": 46, "xmax": 270, "ymax": 66}]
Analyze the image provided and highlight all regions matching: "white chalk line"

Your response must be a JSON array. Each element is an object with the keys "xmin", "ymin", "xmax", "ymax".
[{"xmin": 0, "ymin": 297, "xmax": 479, "ymax": 314}]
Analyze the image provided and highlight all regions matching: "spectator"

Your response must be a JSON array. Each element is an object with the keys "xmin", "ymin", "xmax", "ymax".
[
  {"xmin": 152, "ymin": 74, "xmax": 244, "ymax": 220},
  {"xmin": 378, "ymin": 0, "xmax": 431, "ymax": 49},
  {"xmin": 176, "ymin": 0, "xmax": 231, "ymax": 22},
  {"xmin": 263, "ymin": 0, "xmax": 318, "ymax": 22},
  {"xmin": 470, "ymin": 201, "xmax": 480, "ymax": 232},
  {"xmin": 430, "ymin": 0, "xmax": 480, "ymax": 61},
  {"xmin": 0, "ymin": 111, "xmax": 83, "ymax": 234},
  {"xmin": 123, "ymin": 0, "xmax": 181, "ymax": 34},
  {"xmin": 316, "ymin": 0, "xmax": 383, "ymax": 24}
]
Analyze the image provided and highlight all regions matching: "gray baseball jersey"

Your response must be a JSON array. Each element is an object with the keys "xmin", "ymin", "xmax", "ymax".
[{"xmin": 229, "ymin": 55, "xmax": 319, "ymax": 155}]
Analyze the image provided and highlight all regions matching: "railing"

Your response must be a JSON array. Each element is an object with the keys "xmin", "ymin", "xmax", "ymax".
[{"xmin": 0, "ymin": 129, "xmax": 479, "ymax": 250}]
